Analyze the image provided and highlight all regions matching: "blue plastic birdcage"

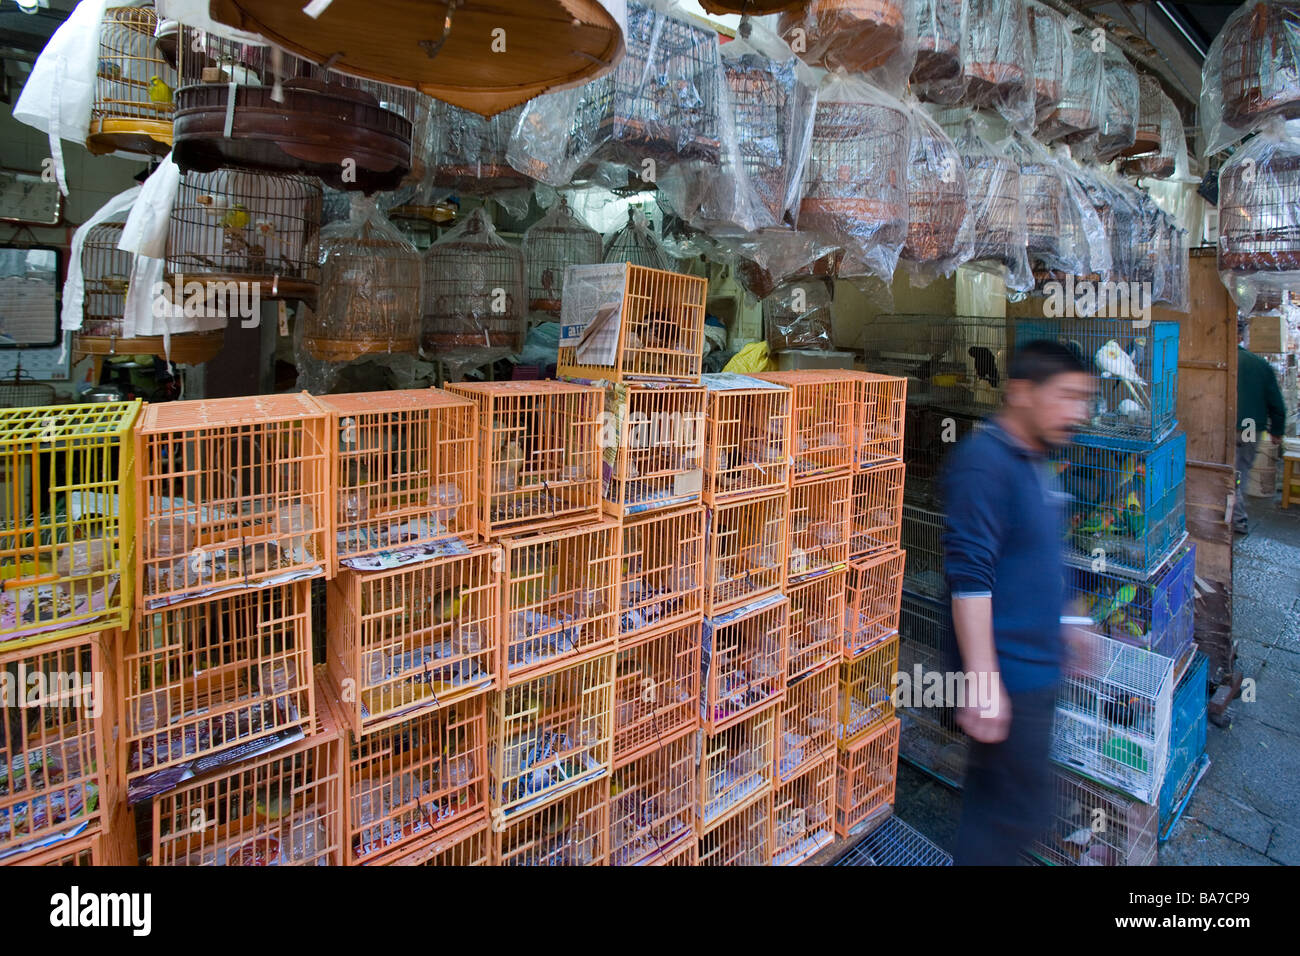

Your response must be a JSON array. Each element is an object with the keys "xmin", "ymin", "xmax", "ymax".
[
  {"xmin": 1013, "ymin": 319, "xmax": 1179, "ymax": 447},
  {"xmin": 1159, "ymin": 652, "xmax": 1209, "ymax": 841},
  {"xmin": 1066, "ymin": 543, "xmax": 1196, "ymax": 663},
  {"xmin": 1059, "ymin": 430, "xmax": 1187, "ymax": 576}
]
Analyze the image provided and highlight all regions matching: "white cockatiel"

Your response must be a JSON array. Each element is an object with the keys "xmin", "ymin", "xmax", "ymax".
[{"xmin": 1094, "ymin": 340, "xmax": 1148, "ymax": 407}]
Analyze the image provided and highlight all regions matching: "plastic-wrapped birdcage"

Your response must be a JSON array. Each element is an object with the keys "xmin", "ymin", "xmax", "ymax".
[
  {"xmin": 1038, "ymin": 29, "xmax": 1102, "ymax": 143},
  {"xmin": 1127, "ymin": 75, "xmax": 1165, "ymax": 159},
  {"xmin": 1122, "ymin": 86, "xmax": 1185, "ymax": 180},
  {"xmin": 167, "ymin": 166, "xmax": 323, "ymax": 301},
  {"xmin": 1052, "ymin": 628, "xmax": 1174, "ymax": 805},
  {"xmin": 304, "ymin": 198, "xmax": 421, "ymax": 363},
  {"xmin": 87, "ymin": 4, "xmax": 174, "ymax": 157},
  {"xmin": 1202, "ymin": 1, "xmax": 1300, "ymax": 155},
  {"xmin": 778, "ymin": 0, "xmax": 917, "ymax": 95},
  {"xmin": 425, "ymin": 100, "xmax": 534, "ymax": 196},
  {"xmin": 1060, "ymin": 431, "xmax": 1187, "ymax": 576},
  {"xmin": 421, "ymin": 208, "xmax": 525, "ymax": 354},
  {"xmin": 172, "ymin": 24, "xmax": 418, "ymax": 191},
  {"xmin": 604, "ymin": 208, "xmax": 673, "ymax": 271},
  {"xmin": 1096, "ymin": 46, "xmax": 1140, "ymax": 163},
  {"xmin": 799, "ymin": 73, "xmax": 909, "ymax": 282},
  {"xmin": 911, "ymin": 0, "xmax": 965, "ymax": 104},
  {"xmin": 523, "ymin": 197, "xmax": 602, "ymax": 317},
  {"xmin": 1028, "ymin": 2, "xmax": 1069, "ymax": 124},
  {"xmin": 954, "ymin": 120, "xmax": 1031, "ymax": 290},
  {"xmin": 763, "ymin": 278, "xmax": 834, "ymax": 352},
  {"xmin": 961, "ymin": 0, "xmax": 1034, "ymax": 131},
  {"xmin": 900, "ymin": 102, "xmax": 971, "ymax": 276},
  {"xmin": 1031, "ymin": 769, "xmax": 1157, "ymax": 865}
]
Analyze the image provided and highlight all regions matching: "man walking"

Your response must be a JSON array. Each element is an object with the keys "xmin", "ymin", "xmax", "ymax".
[
  {"xmin": 1234, "ymin": 338, "xmax": 1287, "ymax": 534},
  {"xmin": 940, "ymin": 340, "xmax": 1091, "ymax": 865}
]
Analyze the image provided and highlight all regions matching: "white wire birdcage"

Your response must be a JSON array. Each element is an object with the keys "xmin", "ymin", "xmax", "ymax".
[
  {"xmin": 523, "ymin": 196, "xmax": 603, "ymax": 317},
  {"xmin": 1031, "ymin": 768, "xmax": 1158, "ymax": 865},
  {"xmin": 87, "ymin": 3, "xmax": 174, "ymax": 157}
]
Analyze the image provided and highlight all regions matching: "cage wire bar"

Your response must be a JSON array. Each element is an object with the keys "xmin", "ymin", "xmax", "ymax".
[
  {"xmin": 701, "ymin": 375, "xmax": 792, "ymax": 505},
  {"xmin": 901, "ymin": 503, "xmax": 945, "ymax": 597},
  {"xmin": 698, "ymin": 788, "xmax": 773, "ymax": 866},
  {"xmin": 421, "ymin": 208, "xmax": 526, "ymax": 353},
  {"xmin": 603, "ymin": 209, "xmax": 673, "ymax": 271},
  {"xmin": 619, "ymin": 506, "xmax": 705, "ymax": 639},
  {"xmin": 787, "ymin": 568, "xmax": 846, "ymax": 681},
  {"xmin": 777, "ymin": 659, "xmax": 838, "ymax": 781},
  {"xmin": 701, "ymin": 594, "xmax": 788, "ymax": 734},
  {"xmin": 754, "ymin": 372, "xmax": 856, "ymax": 480},
  {"xmin": 704, "ymin": 491, "xmax": 787, "ymax": 617},
  {"xmin": 834, "ymin": 814, "xmax": 953, "ymax": 865},
  {"xmin": 773, "ymin": 750, "xmax": 836, "ymax": 865},
  {"xmin": 862, "ymin": 314, "xmax": 1010, "ymax": 416},
  {"xmin": 850, "ymin": 461, "xmax": 905, "ymax": 561},
  {"xmin": 839, "ymin": 633, "xmax": 899, "ymax": 747},
  {"xmin": 1030, "ymin": 768, "xmax": 1158, "ymax": 865},
  {"xmin": 835, "ymin": 715, "xmax": 900, "ymax": 838},
  {"xmin": 697, "ymin": 700, "xmax": 776, "ymax": 826},
  {"xmin": 897, "ymin": 590, "xmax": 968, "ymax": 787},
  {"xmin": 609, "ymin": 730, "xmax": 696, "ymax": 866},
  {"xmin": 89, "ymin": 3, "xmax": 174, "ymax": 157},
  {"xmin": 389, "ymin": 816, "xmax": 490, "ymax": 866},
  {"xmin": 845, "ymin": 549, "xmax": 905, "ymax": 658},
  {"xmin": 614, "ymin": 620, "xmax": 702, "ymax": 766},
  {"xmin": 493, "ymin": 776, "xmax": 610, "ymax": 866},
  {"xmin": 849, "ymin": 372, "xmax": 907, "ymax": 469}
]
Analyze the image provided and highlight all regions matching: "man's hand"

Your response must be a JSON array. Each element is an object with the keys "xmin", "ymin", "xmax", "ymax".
[{"xmin": 956, "ymin": 671, "xmax": 1011, "ymax": 743}]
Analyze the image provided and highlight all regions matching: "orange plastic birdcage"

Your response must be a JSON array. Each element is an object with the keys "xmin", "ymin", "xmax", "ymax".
[
  {"xmin": 847, "ymin": 371, "xmax": 907, "ymax": 468},
  {"xmin": 149, "ymin": 670, "xmax": 343, "ymax": 866},
  {"xmin": 88, "ymin": 4, "xmax": 174, "ymax": 157},
  {"xmin": 835, "ymin": 715, "xmax": 899, "ymax": 837},
  {"xmin": 500, "ymin": 520, "xmax": 619, "ymax": 681},
  {"xmin": 134, "ymin": 393, "xmax": 330, "ymax": 610},
  {"xmin": 850, "ymin": 461, "xmax": 905, "ymax": 560},
  {"xmin": 697, "ymin": 787, "xmax": 773, "ymax": 866},
  {"xmin": 1, "ymin": 631, "xmax": 116, "ymax": 862},
  {"xmin": 618, "ymin": 506, "xmax": 705, "ymax": 640},
  {"xmin": 773, "ymin": 749, "xmax": 836, "ymax": 865},
  {"xmin": 698, "ymin": 700, "xmax": 776, "ymax": 827},
  {"xmin": 777, "ymin": 660, "xmax": 838, "ymax": 782},
  {"xmin": 788, "ymin": 476, "xmax": 851, "ymax": 584},
  {"xmin": 704, "ymin": 491, "xmax": 787, "ymax": 617},
  {"xmin": 315, "ymin": 389, "xmax": 477, "ymax": 566},
  {"xmin": 342, "ymin": 690, "xmax": 488, "ymax": 865},
  {"xmin": 787, "ymin": 570, "xmax": 846, "ymax": 682},
  {"xmin": 839, "ymin": 633, "xmax": 899, "ymax": 747},
  {"xmin": 488, "ymin": 653, "xmax": 614, "ymax": 819},
  {"xmin": 610, "ymin": 730, "xmax": 697, "ymax": 866},
  {"xmin": 493, "ymin": 776, "xmax": 610, "ymax": 865},
  {"xmin": 702, "ymin": 595, "xmax": 788, "ymax": 734},
  {"xmin": 445, "ymin": 381, "xmax": 602, "ymax": 539},
  {"xmin": 752, "ymin": 371, "xmax": 856, "ymax": 480},
  {"xmin": 326, "ymin": 545, "xmax": 500, "ymax": 736},
  {"xmin": 844, "ymin": 549, "xmax": 905, "ymax": 657},
  {"xmin": 702, "ymin": 377, "xmax": 791, "ymax": 505},
  {"xmin": 614, "ymin": 620, "xmax": 702, "ymax": 766},
  {"xmin": 556, "ymin": 264, "xmax": 707, "ymax": 384},
  {"xmin": 389, "ymin": 815, "xmax": 490, "ymax": 866},
  {"xmin": 121, "ymin": 582, "xmax": 315, "ymax": 803}
]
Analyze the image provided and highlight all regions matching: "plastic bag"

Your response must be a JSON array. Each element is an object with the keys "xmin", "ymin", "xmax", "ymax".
[
  {"xmin": 1095, "ymin": 45, "xmax": 1140, "ymax": 162},
  {"xmin": 1028, "ymin": 1, "xmax": 1070, "ymax": 125},
  {"xmin": 1038, "ymin": 27, "xmax": 1103, "ymax": 144},
  {"xmin": 961, "ymin": 0, "xmax": 1035, "ymax": 133},
  {"xmin": 1201, "ymin": 0, "xmax": 1300, "ymax": 157},
  {"xmin": 1053, "ymin": 146, "xmax": 1112, "ymax": 280},
  {"xmin": 778, "ymin": 0, "xmax": 919, "ymax": 99},
  {"xmin": 899, "ymin": 98, "xmax": 973, "ymax": 280},
  {"xmin": 763, "ymin": 278, "xmax": 834, "ymax": 351},
  {"xmin": 911, "ymin": 0, "xmax": 966, "ymax": 105},
  {"xmin": 424, "ymin": 99, "xmax": 535, "ymax": 204},
  {"xmin": 728, "ymin": 231, "xmax": 840, "ymax": 300},
  {"xmin": 62, "ymin": 186, "xmax": 142, "ymax": 334},
  {"xmin": 953, "ymin": 117, "xmax": 1032, "ymax": 291},
  {"xmin": 724, "ymin": 341, "xmax": 777, "ymax": 374},
  {"xmin": 1122, "ymin": 82, "xmax": 1186, "ymax": 180},
  {"xmin": 422, "ymin": 207, "xmax": 526, "ymax": 355},
  {"xmin": 798, "ymin": 71, "xmax": 909, "ymax": 283}
]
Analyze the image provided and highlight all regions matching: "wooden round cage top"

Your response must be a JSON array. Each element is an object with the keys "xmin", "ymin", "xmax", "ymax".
[
  {"xmin": 88, "ymin": 4, "xmax": 175, "ymax": 157},
  {"xmin": 1218, "ymin": 146, "xmax": 1300, "ymax": 273},
  {"xmin": 779, "ymin": 0, "xmax": 908, "ymax": 74},
  {"xmin": 1220, "ymin": 1, "xmax": 1300, "ymax": 129}
]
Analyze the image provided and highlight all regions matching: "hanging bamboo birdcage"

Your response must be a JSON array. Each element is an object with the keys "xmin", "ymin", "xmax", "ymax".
[
  {"xmin": 902, "ymin": 116, "xmax": 967, "ymax": 266},
  {"xmin": 426, "ymin": 100, "xmax": 535, "ymax": 196},
  {"xmin": 779, "ymin": 0, "xmax": 909, "ymax": 75},
  {"xmin": 172, "ymin": 25, "xmax": 418, "ymax": 192},
  {"xmin": 166, "ymin": 166, "xmax": 323, "ymax": 301},
  {"xmin": 304, "ymin": 203, "xmax": 422, "ymax": 363},
  {"xmin": 963, "ymin": 0, "xmax": 1030, "ymax": 109},
  {"xmin": 1096, "ymin": 46, "xmax": 1140, "ymax": 162},
  {"xmin": 1220, "ymin": 1, "xmax": 1300, "ymax": 129},
  {"xmin": 422, "ymin": 208, "xmax": 525, "ymax": 353},
  {"xmin": 72, "ymin": 221, "xmax": 225, "ymax": 365},
  {"xmin": 1122, "ymin": 85, "xmax": 1183, "ymax": 179},
  {"xmin": 523, "ymin": 197, "xmax": 603, "ymax": 316},
  {"xmin": 604, "ymin": 208, "xmax": 672, "ymax": 270},
  {"xmin": 1028, "ymin": 1, "xmax": 1069, "ymax": 123},
  {"xmin": 87, "ymin": 3, "xmax": 174, "ymax": 157},
  {"xmin": 1039, "ymin": 29, "xmax": 1101, "ymax": 142},
  {"xmin": 1219, "ymin": 139, "xmax": 1300, "ymax": 274},
  {"xmin": 723, "ymin": 40, "xmax": 805, "ymax": 226},
  {"xmin": 912, "ymin": 0, "xmax": 964, "ymax": 98}
]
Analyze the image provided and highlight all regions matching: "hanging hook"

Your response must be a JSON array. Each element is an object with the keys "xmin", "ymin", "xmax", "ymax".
[{"xmin": 419, "ymin": 1, "xmax": 461, "ymax": 59}]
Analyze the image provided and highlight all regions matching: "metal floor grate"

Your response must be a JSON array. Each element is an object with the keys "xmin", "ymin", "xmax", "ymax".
[{"xmin": 835, "ymin": 816, "xmax": 953, "ymax": 866}]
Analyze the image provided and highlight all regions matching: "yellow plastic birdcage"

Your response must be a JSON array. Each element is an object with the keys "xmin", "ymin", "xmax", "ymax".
[
  {"xmin": 87, "ymin": 4, "xmax": 175, "ymax": 157},
  {"xmin": 0, "ymin": 401, "xmax": 139, "ymax": 648}
]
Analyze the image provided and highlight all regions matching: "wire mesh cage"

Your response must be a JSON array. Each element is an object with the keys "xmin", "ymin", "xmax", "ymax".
[
  {"xmin": 603, "ymin": 208, "xmax": 674, "ymax": 271},
  {"xmin": 150, "ymin": 683, "xmax": 343, "ymax": 866},
  {"xmin": 704, "ymin": 491, "xmax": 787, "ymax": 616},
  {"xmin": 426, "ymin": 100, "xmax": 534, "ymax": 196},
  {"xmin": 895, "ymin": 590, "xmax": 966, "ymax": 787},
  {"xmin": 1096, "ymin": 46, "xmax": 1140, "ymax": 162},
  {"xmin": 839, "ymin": 633, "xmax": 899, "ymax": 748},
  {"xmin": 342, "ymin": 692, "xmax": 487, "ymax": 865},
  {"xmin": 777, "ymin": 658, "xmax": 838, "ymax": 780},
  {"xmin": 445, "ymin": 381, "xmax": 603, "ymax": 539},
  {"xmin": 88, "ymin": 3, "xmax": 175, "ymax": 157},
  {"xmin": 0, "ymin": 632, "xmax": 113, "ymax": 862},
  {"xmin": 835, "ymin": 813, "xmax": 953, "ymax": 864},
  {"xmin": 1159, "ymin": 652, "xmax": 1208, "ymax": 840},
  {"xmin": 788, "ymin": 475, "xmax": 851, "ymax": 584},
  {"xmin": 389, "ymin": 815, "xmax": 490, "ymax": 866},
  {"xmin": 134, "ymin": 394, "xmax": 329, "ymax": 609},
  {"xmin": 787, "ymin": 568, "xmax": 846, "ymax": 681},
  {"xmin": 609, "ymin": 730, "xmax": 696, "ymax": 866},
  {"xmin": 315, "ymin": 389, "xmax": 477, "ymax": 565},
  {"xmin": 1030, "ymin": 768, "xmax": 1157, "ymax": 865},
  {"xmin": 850, "ymin": 461, "xmax": 905, "ymax": 561},
  {"xmin": 619, "ymin": 506, "xmax": 705, "ymax": 639},
  {"xmin": 773, "ymin": 750, "xmax": 836, "ymax": 865},
  {"xmin": 326, "ymin": 546, "xmax": 499, "ymax": 736},
  {"xmin": 523, "ymin": 197, "xmax": 603, "ymax": 317},
  {"xmin": 172, "ymin": 25, "xmax": 418, "ymax": 192},
  {"xmin": 558, "ymin": 263, "xmax": 708, "ymax": 384},
  {"xmin": 614, "ymin": 620, "xmax": 702, "ymax": 766},
  {"xmin": 697, "ymin": 699, "xmax": 776, "ymax": 826},
  {"xmin": 912, "ymin": 0, "xmax": 965, "ymax": 101},
  {"xmin": 167, "ymin": 167, "xmax": 323, "ymax": 302},
  {"xmin": 493, "ymin": 776, "xmax": 610, "ymax": 865},
  {"xmin": 500, "ymin": 520, "xmax": 620, "ymax": 680},
  {"xmin": 1028, "ymin": 1, "xmax": 1069, "ymax": 122},
  {"xmin": 901, "ymin": 503, "xmax": 944, "ymax": 597},
  {"xmin": 489, "ymin": 652, "xmax": 614, "ymax": 819},
  {"xmin": 845, "ymin": 550, "xmax": 904, "ymax": 657},
  {"xmin": 778, "ymin": 0, "xmax": 910, "ymax": 75},
  {"xmin": 1218, "ymin": 133, "xmax": 1300, "ymax": 277},
  {"xmin": 0, "ymin": 378, "xmax": 55, "ymax": 411},
  {"xmin": 899, "ymin": 708, "xmax": 967, "ymax": 787},
  {"xmin": 0, "ymin": 402, "xmax": 139, "ymax": 647},
  {"xmin": 702, "ymin": 374, "xmax": 791, "ymax": 505},
  {"xmin": 1038, "ymin": 29, "xmax": 1101, "ymax": 142},
  {"xmin": 421, "ymin": 208, "xmax": 526, "ymax": 354},
  {"xmin": 701, "ymin": 594, "xmax": 788, "ymax": 734},
  {"xmin": 122, "ymin": 582, "xmax": 315, "ymax": 803},
  {"xmin": 1059, "ymin": 431, "xmax": 1187, "ymax": 575},
  {"xmin": 698, "ymin": 787, "xmax": 773, "ymax": 865},
  {"xmin": 835, "ymin": 715, "xmax": 899, "ymax": 837},
  {"xmin": 753, "ymin": 371, "xmax": 856, "ymax": 480},
  {"xmin": 1219, "ymin": 1, "xmax": 1300, "ymax": 131},
  {"xmin": 1052, "ymin": 628, "xmax": 1175, "ymax": 805},
  {"xmin": 861, "ymin": 313, "xmax": 1010, "ymax": 417}
]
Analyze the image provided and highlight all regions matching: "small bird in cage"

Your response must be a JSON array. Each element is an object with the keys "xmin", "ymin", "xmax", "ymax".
[
  {"xmin": 148, "ymin": 76, "xmax": 173, "ymax": 103},
  {"xmin": 1094, "ymin": 340, "xmax": 1148, "ymax": 406}
]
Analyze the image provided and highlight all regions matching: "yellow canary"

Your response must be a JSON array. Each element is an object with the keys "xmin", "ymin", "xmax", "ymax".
[
  {"xmin": 219, "ymin": 203, "xmax": 250, "ymax": 231},
  {"xmin": 148, "ymin": 76, "xmax": 173, "ymax": 103}
]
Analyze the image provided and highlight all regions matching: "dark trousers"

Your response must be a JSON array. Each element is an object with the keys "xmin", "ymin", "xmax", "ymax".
[
  {"xmin": 1234, "ymin": 439, "xmax": 1260, "ymax": 529},
  {"xmin": 954, "ymin": 684, "xmax": 1059, "ymax": 866}
]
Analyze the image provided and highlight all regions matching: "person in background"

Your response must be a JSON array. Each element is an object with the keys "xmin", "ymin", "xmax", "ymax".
[
  {"xmin": 939, "ymin": 340, "xmax": 1091, "ymax": 866},
  {"xmin": 1235, "ymin": 333, "xmax": 1287, "ymax": 534}
]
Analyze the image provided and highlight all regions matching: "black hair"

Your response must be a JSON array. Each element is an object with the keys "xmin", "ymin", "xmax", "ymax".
[{"xmin": 1007, "ymin": 339, "xmax": 1089, "ymax": 385}]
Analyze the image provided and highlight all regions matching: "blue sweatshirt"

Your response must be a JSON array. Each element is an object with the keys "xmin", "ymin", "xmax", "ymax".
[{"xmin": 939, "ymin": 417, "xmax": 1067, "ymax": 694}]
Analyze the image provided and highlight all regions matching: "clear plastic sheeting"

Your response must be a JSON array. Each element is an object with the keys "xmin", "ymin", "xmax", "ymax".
[
  {"xmin": 961, "ymin": 0, "xmax": 1035, "ymax": 132},
  {"xmin": 604, "ymin": 207, "xmax": 674, "ymax": 270},
  {"xmin": 953, "ymin": 117, "xmax": 1031, "ymax": 291},
  {"xmin": 1028, "ymin": 1, "xmax": 1070, "ymax": 125},
  {"xmin": 1217, "ymin": 120, "xmax": 1300, "ymax": 312},
  {"xmin": 1096, "ymin": 45, "xmax": 1140, "ymax": 163},
  {"xmin": 911, "ymin": 0, "xmax": 966, "ymax": 105},
  {"xmin": 799, "ymin": 71, "xmax": 909, "ymax": 283},
  {"xmin": 523, "ymin": 195, "xmax": 603, "ymax": 317},
  {"xmin": 727, "ymin": 230, "xmax": 840, "ymax": 301},
  {"xmin": 1038, "ymin": 27, "xmax": 1103, "ymax": 144},
  {"xmin": 1123, "ymin": 83, "xmax": 1186, "ymax": 180},
  {"xmin": 1051, "ymin": 147, "xmax": 1112, "ymax": 280},
  {"xmin": 778, "ymin": 0, "xmax": 919, "ymax": 99},
  {"xmin": 762, "ymin": 277, "xmax": 835, "ymax": 351},
  {"xmin": 900, "ymin": 99, "xmax": 972, "ymax": 281},
  {"xmin": 1009, "ymin": 133, "xmax": 1087, "ymax": 278},
  {"xmin": 1201, "ymin": 1, "xmax": 1300, "ymax": 156},
  {"xmin": 425, "ymin": 99, "xmax": 535, "ymax": 200}
]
